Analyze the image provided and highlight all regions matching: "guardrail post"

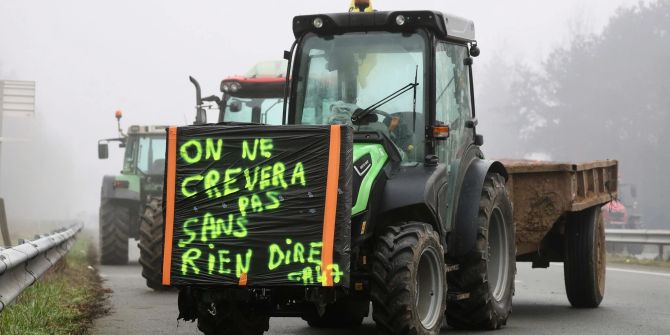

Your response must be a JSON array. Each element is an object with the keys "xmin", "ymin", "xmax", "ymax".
[
  {"xmin": 0, "ymin": 198, "xmax": 10, "ymax": 247},
  {"xmin": 659, "ymin": 244, "xmax": 665, "ymax": 261}
]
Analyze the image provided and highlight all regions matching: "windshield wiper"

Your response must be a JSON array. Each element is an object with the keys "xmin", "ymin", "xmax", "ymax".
[{"xmin": 351, "ymin": 66, "xmax": 420, "ymax": 124}]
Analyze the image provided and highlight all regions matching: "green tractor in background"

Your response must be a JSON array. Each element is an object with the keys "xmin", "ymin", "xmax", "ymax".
[{"xmin": 97, "ymin": 111, "xmax": 168, "ymax": 272}]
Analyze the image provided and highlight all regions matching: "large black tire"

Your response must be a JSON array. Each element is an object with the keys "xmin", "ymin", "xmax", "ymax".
[
  {"xmin": 138, "ymin": 197, "xmax": 166, "ymax": 290},
  {"xmin": 302, "ymin": 298, "xmax": 369, "ymax": 329},
  {"xmin": 196, "ymin": 300, "xmax": 269, "ymax": 335},
  {"xmin": 371, "ymin": 223, "xmax": 446, "ymax": 335},
  {"xmin": 565, "ymin": 206, "xmax": 606, "ymax": 308},
  {"xmin": 99, "ymin": 199, "xmax": 130, "ymax": 265},
  {"xmin": 446, "ymin": 173, "xmax": 515, "ymax": 330}
]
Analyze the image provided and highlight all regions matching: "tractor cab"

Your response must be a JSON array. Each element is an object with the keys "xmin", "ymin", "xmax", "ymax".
[
  {"xmin": 121, "ymin": 125, "xmax": 168, "ymax": 178},
  {"xmin": 287, "ymin": 11, "xmax": 480, "ymax": 166},
  {"xmin": 218, "ymin": 60, "xmax": 286, "ymax": 124},
  {"xmin": 97, "ymin": 111, "xmax": 168, "ymax": 197},
  {"xmin": 193, "ymin": 60, "xmax": 287, "ymax": 125}
]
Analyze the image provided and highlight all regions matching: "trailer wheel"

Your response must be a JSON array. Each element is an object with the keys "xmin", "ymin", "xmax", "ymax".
[
  {"xmin": 447, "ymin": 173, "xmax": 515, "ymax": 330},
  {"xmin": 138, "ymin": 197, "xmax": 167, "ymax": 290},
  {"xmin": 371, "ymin": 223, "xmax": 446, "ymax": 335},
  {"xmin": 99, "ymin": 199, "xmax": 130, "ymax": 265},
  {"xmin": 565, "ymin": 206, "xmax": 605, "ymax": 308},
  {"xmin": 196, "ymin": 300, "xmax": 269, "ymax": 335},
  {"xmin": 302, "ymin": 298, "xmax": 368, "ymax": 328}
]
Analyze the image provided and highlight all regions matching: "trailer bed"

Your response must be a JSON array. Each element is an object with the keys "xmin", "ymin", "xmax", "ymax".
[{"xmin": 500, "ymin": 160, "xmax": 618, "ymax": 257}]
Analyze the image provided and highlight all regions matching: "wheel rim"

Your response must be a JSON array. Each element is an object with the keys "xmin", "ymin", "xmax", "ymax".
[
  {"xmin": 488, "ymin": 207, "xmax": 510, "ymax": 302},
  {"xmin": 416, "ymin": 246, "xmax": 444, "ymax": 329}
]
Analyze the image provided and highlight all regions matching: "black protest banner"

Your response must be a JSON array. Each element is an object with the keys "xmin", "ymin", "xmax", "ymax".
[{"xmin": 162, "ymin": 125, "xmax": 352, "ymax": 287}]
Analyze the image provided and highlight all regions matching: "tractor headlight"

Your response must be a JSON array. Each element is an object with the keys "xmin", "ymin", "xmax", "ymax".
[
  {"xmin": 222, "ymin": 82, "xmax": 231, "ymax": 92},
  {"xmin": 230, "ymin": 82, "xmax": 241, "ymax": 92},
  {"xmin": 395, "ymin": 14, "xmax": 406, "ymax": 26}
]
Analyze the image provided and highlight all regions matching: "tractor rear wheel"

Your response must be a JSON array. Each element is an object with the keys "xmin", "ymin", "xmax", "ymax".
[
  {"xmin": 446, "ymin": 173, "xmax": 515, "ymax": 330},
  {"xmin": 302, "ymin": 298, "xmax": 368, "ymax": 329},
  {"xmin": 139, "ymin": 196, "xmax": 166, "ymax": 290},
  {"xmin": 371, "ymin": 223, "xmax": 446, "ymax": 335},
  {"xmin": 565, "ymin": 206, "xmax": 606, "ymax": 308},
  {"xmin": 99, "ymin": 199, "xmax": 130, "ymax": 265}
]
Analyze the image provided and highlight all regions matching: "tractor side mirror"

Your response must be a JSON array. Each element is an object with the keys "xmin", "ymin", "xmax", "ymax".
[{"xmin": 98, "ymin": 142, "xmax": 109, "ymax": 159}]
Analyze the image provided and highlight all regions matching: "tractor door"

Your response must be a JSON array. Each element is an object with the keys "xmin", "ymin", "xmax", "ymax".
[{"xmin": 434, "ymin": 42, "xmax": 473, "ymax": 171}]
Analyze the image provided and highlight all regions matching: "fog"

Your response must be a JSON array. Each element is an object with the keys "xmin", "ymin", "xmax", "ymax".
[{"xmin": 0, "ymin": 0, "xmax": 656, "ymax": 231}]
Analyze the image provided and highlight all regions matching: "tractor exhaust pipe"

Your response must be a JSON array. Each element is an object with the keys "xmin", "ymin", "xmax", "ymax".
[{"xmin": 189, "ymin": 76, "xmax": 207, "ymax": 125}]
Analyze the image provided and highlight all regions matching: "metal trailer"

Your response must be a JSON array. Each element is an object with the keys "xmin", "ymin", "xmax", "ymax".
[{"xmin": 502, "ymin": 159, "xmax": 617, "ymax": 307}]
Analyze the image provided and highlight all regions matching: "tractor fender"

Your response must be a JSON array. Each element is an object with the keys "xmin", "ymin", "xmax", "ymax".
[
  {"xmin": 448, "ymin": 159, "xmax": 507, "ymax": 258},
  {"xmin": 100, "ymin": 175, "xmax": 141, "ymax": 202},
  {"xmin": 378, "ymin": 164, "xmax": 448, "ymax": 241}
]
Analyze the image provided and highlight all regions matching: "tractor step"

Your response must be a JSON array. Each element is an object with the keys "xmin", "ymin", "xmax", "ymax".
[{"xmin": 446, "ymin": 264, "xmax": 460, "ymax": 272}]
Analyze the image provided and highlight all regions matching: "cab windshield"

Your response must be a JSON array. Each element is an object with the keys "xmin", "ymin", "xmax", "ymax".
[
  {"xmin": 223, "ymin": 97, "xmax": 283, "ymax": 125},
  {"xmin": 294, "ymin": 31, "xmax": 427, "ymax": 161}
]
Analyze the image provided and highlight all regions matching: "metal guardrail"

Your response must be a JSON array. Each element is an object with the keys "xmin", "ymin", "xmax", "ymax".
[
  {"xmin": 606, "ymin": 229, "xmax": 670, "ymax": 259},
  {"xmin": 0, "ymin": 222, "xmax": 83, "ymax": 313}
]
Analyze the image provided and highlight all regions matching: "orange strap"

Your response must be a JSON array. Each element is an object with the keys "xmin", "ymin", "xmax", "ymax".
[
  {"xmin": 320, "ymin": 125, "xmax": 341, "ymax": 287},
  {"xmin": 162, "ymin": 127, "xmax": 178, "ymax": 286},
  {"xmin": 239, "ymin": 272, "xmax": 248, "ymax": 286}
]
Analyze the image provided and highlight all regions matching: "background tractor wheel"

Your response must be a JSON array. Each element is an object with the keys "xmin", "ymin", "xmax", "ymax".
[
  {"xmin": 139, "ymin": 196, "xmax": 166, "ymax": 290},
  {"xmin": 565, "ymin": 206, "xmax": 606, "ymax": 308},
  {"xmin": 99, "ymin": 199, "xmax": 130, "ymax": 265},
  {"xmin": 371, "ymin": 223, "xmax": 446, "ymax": 335},
  {"xmin": 447, "ymin": 173, "xmax": 515, "ymax": 330},
  {"xmin": 302, "ymin": 298, "xmax": 368, "ymax": 329}
]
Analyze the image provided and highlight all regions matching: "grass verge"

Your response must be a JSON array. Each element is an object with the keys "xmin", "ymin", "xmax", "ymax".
[
  {"xmin": 0, "ymin": 233, "xmax": 109, "ymax": 335},
  {"xmin": 607, "ymin": 254, "xmax": 670, "ymax": 269}
]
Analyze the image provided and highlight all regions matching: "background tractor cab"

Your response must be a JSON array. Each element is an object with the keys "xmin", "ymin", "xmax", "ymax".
[{"xmin": 191, "ymin": 60, "xmax": 287, "ymax": 125}]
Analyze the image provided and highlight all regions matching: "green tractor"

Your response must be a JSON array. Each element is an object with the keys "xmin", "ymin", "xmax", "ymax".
[
  {"xmin": 97, "ymin": 112, "xmax": 168, "ymax": 269},
  {"xmin": 168, "ymin": 4, "xmax": 518, "ymax": 335}
]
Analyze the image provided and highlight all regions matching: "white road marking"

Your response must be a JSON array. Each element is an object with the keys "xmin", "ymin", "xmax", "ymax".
[{"xmin": 606, "ymin": 267, "xmax": 670, "ymax": 278}]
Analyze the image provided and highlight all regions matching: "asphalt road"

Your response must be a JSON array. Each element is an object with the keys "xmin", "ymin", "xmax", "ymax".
[{"xmin": 93, "ymin": 245, "xmax": 670, "ymax": 335}]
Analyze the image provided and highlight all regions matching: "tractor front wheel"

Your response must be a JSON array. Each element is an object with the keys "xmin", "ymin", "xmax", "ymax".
[{"xmin": 371, "ymin": 223, "xmax": 446, "ymax": 335}]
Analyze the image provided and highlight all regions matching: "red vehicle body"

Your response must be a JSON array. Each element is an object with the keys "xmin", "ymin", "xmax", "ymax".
[
  {"xmin": 602, "ymin": 200, "xmax": 628, "ymax": 228},
  {"xmin": 602, "ymin": 183, "xmax": 643, "ymax": 254}
]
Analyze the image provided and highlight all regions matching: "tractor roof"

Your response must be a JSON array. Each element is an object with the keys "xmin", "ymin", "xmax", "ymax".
[
  {"xmin": 220, "ymin": 76, "xmax": 285, "ymax": 99},
  {"xmin": 293, "ymin": 10, "xmax": 475, "ymax": 43},
  {"xmin": 127, "ymin": 125, "xmax": 169, "ymax": 135}
]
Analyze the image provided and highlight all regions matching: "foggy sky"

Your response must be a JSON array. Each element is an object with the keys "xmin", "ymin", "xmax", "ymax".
[{"xmin": 0, "ymin": 0, "xmax": 645, "ymax": 223}]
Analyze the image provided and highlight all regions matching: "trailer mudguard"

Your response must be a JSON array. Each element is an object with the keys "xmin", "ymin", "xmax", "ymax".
[
  {"xmin": 448, "ymin": 159, "xmax": 507, "ymax": 258},
  {"xmin": 100, "ymin": 175, "xmax": 141, "ymax": 201},
  {"xmin": 378, "ymin": 164, "xmax": 448, "ymax": 240}
]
